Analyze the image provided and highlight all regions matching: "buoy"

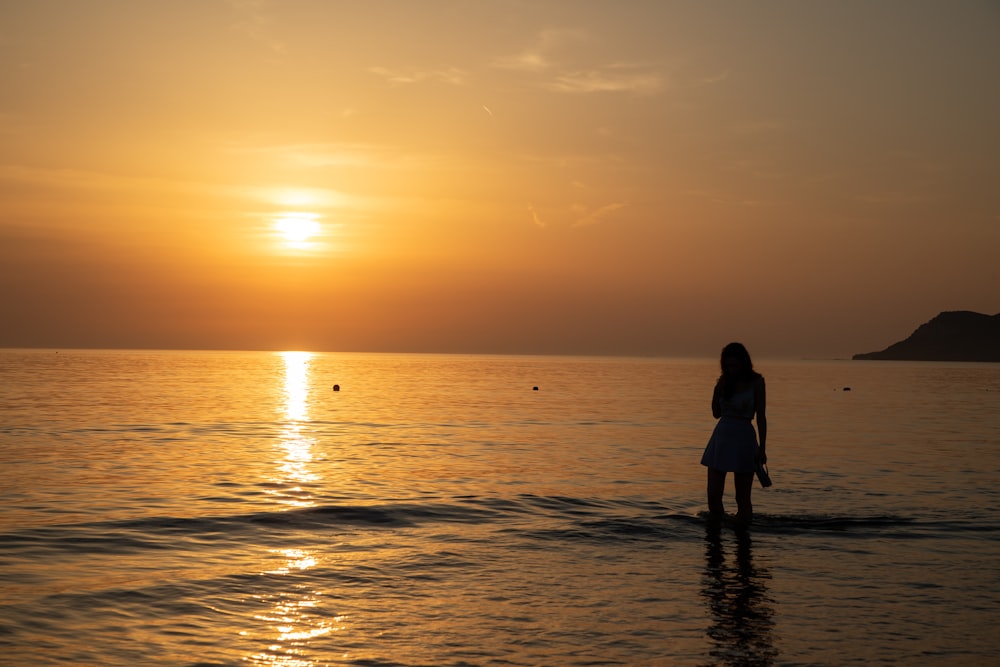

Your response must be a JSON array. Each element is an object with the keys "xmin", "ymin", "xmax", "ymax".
[
  {"xmin": 333, "ymin": 384, "xmax": 340, "ymax": 392},
  {"xmin": 533, "ymin": 386, "xmax": 539, "ymax": 391}
]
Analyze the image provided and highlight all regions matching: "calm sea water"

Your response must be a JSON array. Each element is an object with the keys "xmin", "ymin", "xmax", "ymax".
[{"xmin": 1, "ymin": 349, "xmax": 998, "ymax": 666}]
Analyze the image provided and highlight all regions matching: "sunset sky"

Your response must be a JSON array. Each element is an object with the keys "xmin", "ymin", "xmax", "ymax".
[{"xmin": 2, "ymin": 1, "xmax": 998, "ymax": 358}]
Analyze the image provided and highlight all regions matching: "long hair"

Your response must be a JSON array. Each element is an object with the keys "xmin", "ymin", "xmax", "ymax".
[{"xmin": 718, "ymin": 342, "xmax": 760, "ymax": 398}]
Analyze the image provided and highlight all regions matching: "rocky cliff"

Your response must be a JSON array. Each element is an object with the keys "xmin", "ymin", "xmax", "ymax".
[{"xmin": 853, "ymin": 311, "xmax": 1000, "ymax": 362}]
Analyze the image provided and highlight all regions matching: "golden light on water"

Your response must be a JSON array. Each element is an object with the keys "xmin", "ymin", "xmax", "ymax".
[
  {"xmin": 246, "ymin": 575, "xmax": 343, "ymax": 666},
  {"xmin": 267, "ymin": 548, "xmax": 318, "ymax": 575},
  {"xmin": 244, "ymin": 356, "xmax": 346, "ymax": 667},
  {"xmin": 281, "ymin": 351, "xmax": 312, "ymax": 421},
  {"xmin": 272, "ymin": 351, "xmax": 318, "ymax": 507}
]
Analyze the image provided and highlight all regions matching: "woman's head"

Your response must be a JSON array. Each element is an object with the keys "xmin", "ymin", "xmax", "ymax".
[{"xmin": 719, "ymin": 342, "xmax": 755, "ymax": 379}]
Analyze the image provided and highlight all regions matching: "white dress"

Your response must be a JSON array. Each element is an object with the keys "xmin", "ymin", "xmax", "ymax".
[{"xmin": 700, "ymin": 386, "xmax": 759, "ymax": 474}]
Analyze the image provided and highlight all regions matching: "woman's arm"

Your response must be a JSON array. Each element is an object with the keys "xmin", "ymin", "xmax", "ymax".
[
  {"xmin": 712, "ymin": 381, "xmax": 723, "ymax": 419},
  {"xmin": 755, "ymin": 376, "xmax": 767, "ymax": 462}
]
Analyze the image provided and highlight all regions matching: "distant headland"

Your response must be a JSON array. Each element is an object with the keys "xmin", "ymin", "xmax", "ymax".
[{"xmin": 853, "ymin": 311, "xmax": 1000, "ymax": 362}]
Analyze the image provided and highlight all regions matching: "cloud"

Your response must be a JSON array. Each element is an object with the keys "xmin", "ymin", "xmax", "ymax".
[
  {"xmin": 0, "ymin": 164, "xmax": 247, "ymax": 233},
  {"xmin": 0, "ymin": 164, "xmax": 360, "ymax": 217},
  {"xmin": 494, "ymin": 51, "xmax": 551, "ymax": 72},
  {"xmin": 369, "ymin": 66, "xmax": 467, "ymax": 86},
  {"xmin": 695, "ymin": 70, "xmax": 731, "ymax": 86},
  {"xmin": 226, "ymin": 0, "xmax": 284, "ymax": 55},
  {"xmin": 546, "ymin": 67, "xmax": 662, "ymax": 95},
  {"xmin": 493, "ymin": 28, "xmax": 588, "ymax": 71},
  {"xmin": 228, "ymin": 142, "xmax": 438, "ymax": 171},
  {"xmin": 524, "ymin": 201, "xmax": 630, "ymax": 231},
  {"xmin": 0, "ymin": 164, "xmax": 221, "ymax": 196},
  {"xmin": 527, "ymin": 204, "xmax": 546, "ymax": 228},
  {"xmin": 495, "ymin": 30, "xmax": 662, "ymax": 95},
  {"xmin": 572, "ymin": 201, "xmax": 628, "ymax": 227}
]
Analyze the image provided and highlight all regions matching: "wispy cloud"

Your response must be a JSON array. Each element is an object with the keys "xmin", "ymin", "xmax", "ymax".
[
  {"xmin": 229, "ymin": 142, "xmax": 439, "ymax": 171},
  {"xmin": 369, "ymin": 66, "xmax": 467, "ymax": 86},
  {"xmin": 527, "ymin": 204, "xmax": 546, "ymax": 228},
  {"xmin": 494, "ymin": 51, "xmax": 551, "ymax": 72},
  {"xmin": 522, "ymin": 197, "xmax": 629, "ymax": 229},
  {"xmin": 493, "ymin": 28, "xmax": 587, "ymax": 71},
  {"xmin": 546, "ymin": 67, "xmax": 662, "ymax": 95},
  {"xmin": 496, "ymin": 29, "xmax": 662, "ymax": 95},
  {"xmin": 0, "ymin": 164, "xmax": 226, "ymax": 196},
  {"xmin": 0, "ymin": 164, "xmax": 247, "ymax": 231},
  {"xmin": 694, "ymin": 70, "xmax": 731, "ymax": 87},
  {"xmin": 572, "ymin": 201, "xmax": 628, "ymax": 227},
  {"xmin": 226, "ymin": 0, "xmax": 284, "ymax": 55},
  {"xmin": 0, "ymin": 164, "xmax": 360, "ymax": 215}
]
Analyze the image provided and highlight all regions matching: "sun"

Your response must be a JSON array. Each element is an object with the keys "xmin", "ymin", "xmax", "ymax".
[{"xmin": 274, "ymin": 212, "xmax": 321, "ymax": 248}]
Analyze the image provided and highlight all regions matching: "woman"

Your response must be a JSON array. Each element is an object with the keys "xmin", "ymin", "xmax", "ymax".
[{"xmin": 701, "ymin": 342, "xmax": 767, "ymax": 524}]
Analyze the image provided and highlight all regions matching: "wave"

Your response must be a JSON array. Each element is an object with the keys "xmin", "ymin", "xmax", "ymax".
[{"xmin": 1, "ymin": 496, "xmax": 995, "ymax": 559}]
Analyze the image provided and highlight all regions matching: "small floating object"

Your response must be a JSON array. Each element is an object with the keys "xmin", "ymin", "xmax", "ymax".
[
  {"xmin": 843, "ymin": 387, "xmax": 851, "ymax": 391},
  {"xmin": 332, "ymin": 384, "xmax": 340, "ymax": 392},
  {"xmin": 533, "ymin": 386, "xmax": 539, "ymax": 391}
]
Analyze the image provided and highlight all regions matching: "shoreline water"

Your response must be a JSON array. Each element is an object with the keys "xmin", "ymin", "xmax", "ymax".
[{"xmin": 2, "ymin": 350, "xmax": 998, "ymax": 665}]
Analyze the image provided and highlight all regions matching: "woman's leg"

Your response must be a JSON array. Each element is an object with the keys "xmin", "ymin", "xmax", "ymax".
[
  {"xmin": 707, "ymin": 468, "xmax": 726, "ymax": 517},
  {"xmin": 734, "ymin": 472, "xmax": 754, "ymax": 523}
]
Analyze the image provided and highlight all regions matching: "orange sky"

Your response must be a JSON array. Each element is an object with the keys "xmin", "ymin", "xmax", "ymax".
[{"xmin": 1, "ymin": 1, "xmax": 998, "ymax": 357}]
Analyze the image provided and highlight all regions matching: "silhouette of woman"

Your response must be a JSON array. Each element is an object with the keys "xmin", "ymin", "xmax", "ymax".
[{"xmin": 701, "ymin": 342, "xmax": 767, "ymax": 523}]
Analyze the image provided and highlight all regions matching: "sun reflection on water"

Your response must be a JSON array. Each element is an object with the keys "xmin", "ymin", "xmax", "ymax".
[
  {"xmin": 244, "ymin": 549, "xmax": 346, "ymax": 667},
  {"xmin": 281, "ymin": 351, "xmax": 311, "ymax": 422},
  {"xmin": 271, "ymin": 352, "xmax": 319, "ymax": 508},
  {"xmin": 243, "ymin": 356, "xmax": 348, "ymax": 666}
]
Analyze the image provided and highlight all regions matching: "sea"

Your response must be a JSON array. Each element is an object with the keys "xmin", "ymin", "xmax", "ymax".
[{"xmin": 1, "ymin": 349, "xmax": 998, "ymax": 666}]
